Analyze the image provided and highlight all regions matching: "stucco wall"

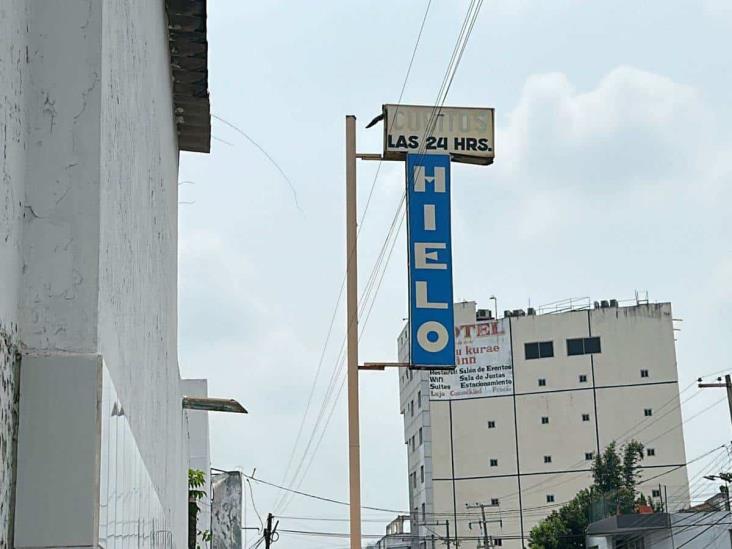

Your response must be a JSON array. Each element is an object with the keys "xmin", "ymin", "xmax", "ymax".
[
  {"xmin": 99, "ymin": 0, "xmax": 186, "ymax": 542},
  {"xmin": 0, "ymin": 1, "xmax": 27, "ymax": 546},
  {"xmin": 20, "ymin": 0, "xmax": 102, "ymax": 352},
  {"xmin": 3, "ymin": 0, "xmax": 187, "ymax": 544}
]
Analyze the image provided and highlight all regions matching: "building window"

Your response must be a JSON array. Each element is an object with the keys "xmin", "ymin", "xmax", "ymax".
[
  {"xmin": 585, "ymin": 452, "xmax": 594, "ymax": 461},
  {"xmin": 538, "ymin": 378, "xmax": 547, "ymax": 387},
  {"xmin": 488, "ymin": 420, "xmax": 496, "ymax": 429},
  {"xmin": 641, "ymin": 369, "xmax": 649, "ymax": 378},
  {"xmin": 579, "ymin": 374, "xmax": 588, "ymax": 383},
  {"xmin": 652, "ymin": 489, "xmax": 661, "ymax": 498},
  {"xmin": 490, "ymin": 459, "xmax": 498, "ymax": 467},
  {"xmin": 546, "ymin": 494, "xmax": 555, "ymax": 503},
  {"xmin": 417, "ymin": 390, "xmax": 422, "ymax": 408},
  {"xmin": 411, "ymin": 435, "xmax": 415, "ymax": 451},
  {"xmin": 582, "ymin": 413, "xmax": 591, "ymax": 422},
  {"xmin": 491, "ymin": 498, "xmax": 500, "ymax": 506},
  {"xmin": 647, "ymin": 448, "xmax": 655, "ymax": 457},
  {"xmin": 411, "ymin": 472, "xmax": 416, "ymax": 488},
  {"xmin": 419, "ymin": 428, "xmax": 423, "ymax": 446},
  {"xmin": 644, "ymin": 408, "xmax": 653, "ymax": 417},
  {"xmin": 411, "ymin": 400, "xmax": 414, "ymax": 417},
  {"xmin": 420, "ymin": 465, "xmax": 424, "ymax": 483},
  {"xmin": 422, "ymin": 503, "xmax": 425, "ymax": 521},
  {"xmin": 493, "ymin": 540, "xmax": 503, "ymax": 547},
  {"xmin": 544, "ymin": 455, "xmax": 552, "ymax": 464},
  {"xmin": 525, "ymin": 341, "xmax": 554, "ymax": 360},
  {"xmin": 567, "ymin": 336, "xmax": 602, "ymax": 356},
  {"xmin": 541, "ymin": 416, "xmax": 549, "ymax": 425}
]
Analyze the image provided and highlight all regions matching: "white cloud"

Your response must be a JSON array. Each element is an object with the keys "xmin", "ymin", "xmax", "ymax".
[{"xmin": 498, "ymin": 66, "xmax": 706, "ymax": 192}]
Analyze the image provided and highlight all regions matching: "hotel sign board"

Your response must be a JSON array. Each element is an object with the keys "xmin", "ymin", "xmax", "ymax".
[{"xmin": 383, "ymin": 104, "xmax": 495, "ymax": 165}]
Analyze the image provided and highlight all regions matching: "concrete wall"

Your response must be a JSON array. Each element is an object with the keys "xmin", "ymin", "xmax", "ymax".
[
  {"xmin": 98, "ymin": 0, "xmax": 186, "ymax": 539},
  {"xmin": 183, "ymin": 379, "xmax": 212, "ymax": 545},
  {"xmin": 0, "ymin": 0, "xmax": 190, "ymax": 545},
  {"xmin": 0, "ymin": 1, "xmax": 27, "ymax": 546}
]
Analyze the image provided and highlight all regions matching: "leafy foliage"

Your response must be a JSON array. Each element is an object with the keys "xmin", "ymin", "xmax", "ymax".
[
  {"xmin": 528, "ymin": 440, "xmax": 648, "ymax": 548},
  {"xmin": 189, "ymin": 469, "xmax": 212, "ymax": 549}
]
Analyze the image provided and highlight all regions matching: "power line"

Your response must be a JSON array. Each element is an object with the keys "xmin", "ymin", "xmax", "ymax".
[{"xmin": 274, "ymin": 0, "xmax": 435, "ymax": 513}]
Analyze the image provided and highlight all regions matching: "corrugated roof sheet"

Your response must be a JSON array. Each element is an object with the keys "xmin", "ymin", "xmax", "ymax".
[{"xmin": 166, "ymin": 0, "xmax": 210, "ymax": 153}]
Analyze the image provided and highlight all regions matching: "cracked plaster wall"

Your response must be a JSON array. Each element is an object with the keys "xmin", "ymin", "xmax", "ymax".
[
  {"xmin": 0, "ymin": 0, "xmax": 27, "ymax": 546},
  {"xmin": 99, "ymin": 0, "xmax": 187, "ymax": 542},
  {"xmin": 1, "ymin": 0, "xmax": 187, "ymax": 545}
]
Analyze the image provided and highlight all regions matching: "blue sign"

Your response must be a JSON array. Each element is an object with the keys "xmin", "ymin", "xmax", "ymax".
[{"xmin": 407, "ymin": 154, "xmax": 455, "ymax": 369}]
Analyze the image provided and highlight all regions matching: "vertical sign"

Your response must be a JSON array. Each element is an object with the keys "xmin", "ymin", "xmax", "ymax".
[{"xmin": 407, "ymin": 154, "xmax": 455, "ymax": 369}]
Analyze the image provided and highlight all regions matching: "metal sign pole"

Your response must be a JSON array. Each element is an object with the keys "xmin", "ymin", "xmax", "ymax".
[{"xmin": 345, "ymin": 115, "xmax": 362, "ymax": 549}]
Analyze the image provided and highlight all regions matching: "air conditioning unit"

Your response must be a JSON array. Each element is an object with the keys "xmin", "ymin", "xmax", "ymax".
[
  {"xmin": 527, "ymin": 307, "xmax": 536, "ymax": 316},
  {"xmin": 601, "ymin": 300, "xmax": 610, "ymax": 308},
  {"xmin": 594, "ymin": 301, "xmax": 601, "ymax": 309},
  {"xmin": 504, "ymin": 310, "xmax": 513, "ymax": 318},
  {"xmin": 513, "ymin": 309, "xmax": 526, "ymax": 317},
  {"xmin": 610, "ymin": 299, "xmax": 618, "ymax": 307},
  {"xmin": 477, "ymin": 309, "xmax": 493, "ymax": 320}
]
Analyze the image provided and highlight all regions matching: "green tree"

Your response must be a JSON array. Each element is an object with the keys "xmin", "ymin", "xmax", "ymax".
[
  {"xmin": 528, "ymin": 440, "xmax": 647, "ymax": 548},
  {"xmin": 189, "ymin": 469, "xmax": 212, "ymax": 549}
]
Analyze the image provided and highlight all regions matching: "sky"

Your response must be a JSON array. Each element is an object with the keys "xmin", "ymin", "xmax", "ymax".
[{"xmin": 177, "ymin": 1, "xmax": 732, "ymax": 546}]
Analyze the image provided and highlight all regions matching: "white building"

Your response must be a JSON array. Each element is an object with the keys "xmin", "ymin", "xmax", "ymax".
[
  {"xmin": 0, "ymin": 1, "xmax": 213, "ymax": 547},
  {"xmin": 398, "ymin": 300, "xmax": 690, "ymax": 548}
]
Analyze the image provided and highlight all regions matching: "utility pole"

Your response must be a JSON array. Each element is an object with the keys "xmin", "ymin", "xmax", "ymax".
[
  {"xmin": 698, "ymin": 374, "xmax": 732, "ymax": 425},
  {"xmin": 422, "ymin": 520, "xmax": 451, "ymax": 549},
  {"xmin": 466, "ymin": 502, "xmax": 501, "ymax": 548},
  {"xmin": 345, "ymin": 115, "xmax": 361, "ymax": 549},
  {"xmin": 263, "ymin": 513, "xmax": 278, "ymax": 549}
]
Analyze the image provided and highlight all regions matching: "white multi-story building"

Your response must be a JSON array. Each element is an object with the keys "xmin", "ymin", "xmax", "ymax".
[{"xmin": 398, "ymin": 300, "xmax": 690, "ymax": 549}]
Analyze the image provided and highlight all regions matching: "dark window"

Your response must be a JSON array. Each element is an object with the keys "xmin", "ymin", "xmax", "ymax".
[
  {"xmin": 411, "ymin": 472, "xmax": 416, "ymax": 488},
  {"xmin": 541, "ymin": 416, "xmax": 549, "ymax": 425},
  {"xmin": 647, "ymin": 448, "xmax": 655, "ymax": 457},
  {"xmin": 418, "ymin": 390, "xmax": 422, "ymax": 408},
  {"xmin": 579, "ymin": 374, "xmax": 588, "ymax": 383},
  {"xmin": 567, "ymin": 337, "xmax": 602, "ymax": 356},
  {"xmin": 419, "ymin": 428, "xmax": 423, "ymax": 446},
  {"xmin": 546, "ymin": 494, "xmax": 555, "ymax": 503},
  {"xmin": 525, "ymin": 342, "xmax": 540, "ymax": 360},
  {"xmin": 641, "ymin": 369, "xmax": 649, "ymax": 378},
  {"xmin": 491, "ymin": 498, "xmax": 500, "ymax": 506},
  {"xmin": 494, "ymin": 539, "xmax": 503, "ymax": 546},
  {"xmin": 644, "ymin": 408, "xmax": 653, "ymax": 417},
  {"xmin": 487, "ymin": 420, "xmax": 496, "ymax": 429},
  {"xmin": 585, "ymin": 452, "xmax": 594, "ymax": 461},
  {"xmin": 539, "ymin": 341, "xmax": 554, "ymax": 358},
  {"xmin": 544, "ymin": 455, "xmax": 552, "ymax": 464},
  {"xmin": 567, "ymin": 338, "xmax": 585, "ymax": 356},
  {"xmin": 420, "ymin": 465, "xmax": 424, "ymax": 483},
  {"xmin": 582, "ymin": 413, "xmax": 591, "ymax": 422},
  {"xmin": 411, "ymin": 435, "xmax": 415, "ymax": 451},
  {"xmin": 585, "ymin": 336, "xmax": 601, "ymax": 354},
  {"xmin": 652, "ymin": 489, "xmax": 661, "ymax": 498},
  {"xmin": 490, "ymin": 459, "xmax": 498, "ymax": 467},
  {"xmin": 422, "ymin": 503, "xmax": 425, "ymax": 520},
  {"xmin": 538, "ymin": 378, "xmax": 547, "ymax": 387},
  {"xmin": 525, "ymin": 341, "xmax": 554, "ymax": 359}
]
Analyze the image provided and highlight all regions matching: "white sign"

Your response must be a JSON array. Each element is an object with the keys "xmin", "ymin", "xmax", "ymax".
[
  {"xmin": 429, "ymin": 319, "xmax": 512, "ymax": 400},
  {"xmin": 383, "ymin": 104, "xmax": 495, "ymax": 165}
]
